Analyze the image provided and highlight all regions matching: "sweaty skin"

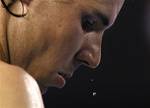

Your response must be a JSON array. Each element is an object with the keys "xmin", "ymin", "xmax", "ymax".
[{"xmin": 0, "ymin": 0, "xmax": 125, "ymax": 107}]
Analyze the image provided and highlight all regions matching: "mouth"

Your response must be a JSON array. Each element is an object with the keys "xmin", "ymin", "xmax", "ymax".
[
  {"xmin": 38, "ymin": 71, "xmax": 73, "ymax": 92},
  {"xmin": 58, "ymin": 72, "xmax": 72, "ymax": 80}
]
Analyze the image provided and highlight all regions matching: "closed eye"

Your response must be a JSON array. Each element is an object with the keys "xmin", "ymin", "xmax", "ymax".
[
  {"xmin": 81, "ymin": 11, "xmax": 109, "ymax": 33},
  {"xmin": 94, "ymin": 11, "xmax": 109, "ymax": 27}
]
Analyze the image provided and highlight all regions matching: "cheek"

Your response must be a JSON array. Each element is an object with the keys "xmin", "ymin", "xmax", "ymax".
[
  {"xmin": 54, "ymin": 21, "xmax": 84, "ymax": 59},
  {"xmin": 31, "ymin": 1, "xmax": 83, "ymax": 53}
]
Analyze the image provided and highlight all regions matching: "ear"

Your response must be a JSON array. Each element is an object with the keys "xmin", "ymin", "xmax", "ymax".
[{"xmin": 21, "ymin": 0, "xmax": 33, "ymax": 6}]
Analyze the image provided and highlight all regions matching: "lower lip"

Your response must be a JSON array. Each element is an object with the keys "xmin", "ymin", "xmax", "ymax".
[{"xmin": 55, "ymin": 74, "xmax": 66, "ymax": 88}]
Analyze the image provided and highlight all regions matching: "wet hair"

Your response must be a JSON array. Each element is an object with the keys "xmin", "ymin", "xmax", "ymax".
[{"xmin": 1, "ymin": 0, "xmax": 26, "ymax": 17}]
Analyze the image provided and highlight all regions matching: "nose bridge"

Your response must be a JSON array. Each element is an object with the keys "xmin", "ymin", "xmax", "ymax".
[{"xmin": 76, "ymin": 33, "xmax": 102, "ymax": 68}]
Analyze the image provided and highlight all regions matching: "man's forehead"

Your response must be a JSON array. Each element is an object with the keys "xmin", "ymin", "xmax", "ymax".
[{"xmin": 52, "ymin": 0, "xmax": 124, "ymax": 17}]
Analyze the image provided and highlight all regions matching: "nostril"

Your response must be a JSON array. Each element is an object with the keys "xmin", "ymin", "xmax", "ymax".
[
  {"xmin": 75, "ymin": 52, "xmax": 100, "ymax": 69},
  {"xmin": 76, "ymin": 59, "xmax": 90, "ymax": 66},
  {"xmin": 75, "ymin": 48, "xmax": 100, "ymax": 68},
  {"xmin": 75, "ymin": 50, "xmax": 94, "ymax": 68}
]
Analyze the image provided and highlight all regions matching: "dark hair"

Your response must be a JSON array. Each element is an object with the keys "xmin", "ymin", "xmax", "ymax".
[{"xmin": 1, "ymin": 0, "xmax": 26, "ymax": 17}]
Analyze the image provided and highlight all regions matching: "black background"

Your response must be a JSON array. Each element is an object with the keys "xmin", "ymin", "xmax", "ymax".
[{"xmin": 43, "ymin": 0, "xmax": 150, "ymax": 107}]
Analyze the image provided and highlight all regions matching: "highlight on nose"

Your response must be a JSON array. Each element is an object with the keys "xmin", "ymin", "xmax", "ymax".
[{"xmin": 75, "ymin": 49, "xmax": 101, "ymax": 69}]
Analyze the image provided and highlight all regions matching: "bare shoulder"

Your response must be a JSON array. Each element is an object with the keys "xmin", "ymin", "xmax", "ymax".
[
  {"xmin": 0, "ymin": 60, "xmax": 35, "ymax": 84},
  {"xmin": 0, "ymin": 60, "xmax": 36, "ymax": 88},
  {"xmin": 0, "ymin": 61, "xmax": 44, "ymax": 108}
]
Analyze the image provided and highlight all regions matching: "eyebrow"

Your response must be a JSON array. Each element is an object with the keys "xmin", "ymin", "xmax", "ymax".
[
  {"xmin": 93, "ymin": 0, "xmax": 112, "ymax": 26},
  {"xmin": 54, "ymin": 0, "xmax": 110, "ymax": 26}
]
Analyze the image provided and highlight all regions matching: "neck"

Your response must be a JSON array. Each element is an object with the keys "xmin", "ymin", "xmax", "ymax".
[{"xmin": 0, "ymin": 2, "xmax": 10, "ymax": 63}]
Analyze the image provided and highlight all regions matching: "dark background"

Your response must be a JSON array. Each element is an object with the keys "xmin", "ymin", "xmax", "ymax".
[{"xmin": 43, "ymin": 0, "xmax": 150, "ymax": 107}]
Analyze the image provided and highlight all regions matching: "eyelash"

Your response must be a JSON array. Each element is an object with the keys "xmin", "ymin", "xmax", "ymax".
[{"xmin": 81, "ymin": 14, "xmax": 103, "ymax": 33}]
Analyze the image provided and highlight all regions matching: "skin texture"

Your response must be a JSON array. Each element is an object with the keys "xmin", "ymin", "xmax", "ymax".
[
  {"xmin": 0, "ymin": 61, "xmax": 44, "ymax": 108},
  {"xmin": 0, "ymin": 0, "xmax": 125, "ymax": 94}
]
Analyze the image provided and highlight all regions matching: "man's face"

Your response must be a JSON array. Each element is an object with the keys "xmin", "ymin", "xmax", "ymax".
[{"xmin": 7, "ymin": 0, "xmax": 124, "ymax": 92}]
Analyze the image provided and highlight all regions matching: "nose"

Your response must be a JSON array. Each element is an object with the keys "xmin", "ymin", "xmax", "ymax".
[{"xmin": 75, "ymin": 33, "xmax": 102, "ymax": 69}]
